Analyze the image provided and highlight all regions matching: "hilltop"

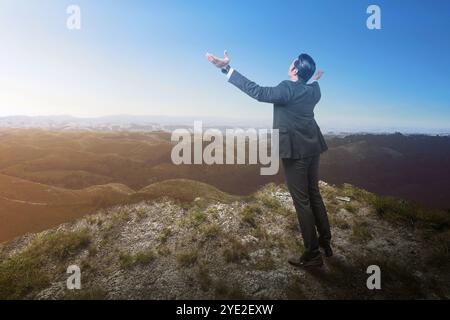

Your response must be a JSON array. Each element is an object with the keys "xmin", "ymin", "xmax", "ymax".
[{"xmin": 0, "ymin": 180, "xmax": 448, "ymax": 300}]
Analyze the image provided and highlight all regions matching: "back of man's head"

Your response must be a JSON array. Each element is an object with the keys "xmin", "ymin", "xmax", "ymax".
[{"xmin": 295, "ymin": 54, "xmax": 316, "ymax": 82}]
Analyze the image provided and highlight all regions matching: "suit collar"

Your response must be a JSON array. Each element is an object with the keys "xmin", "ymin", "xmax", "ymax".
[{"xmin": 290, "ymin": 78, "xmax": 306, "ymax": 84}]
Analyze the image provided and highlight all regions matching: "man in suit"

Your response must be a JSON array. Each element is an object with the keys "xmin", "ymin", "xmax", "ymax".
[{"xmin": 207, "ymin": 51, "xmax": 332, "ymax": 267}]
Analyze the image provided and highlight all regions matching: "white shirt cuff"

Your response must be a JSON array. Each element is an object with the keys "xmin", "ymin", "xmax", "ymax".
[{"xmin": 226, "ymin": 67, "xmax": 234, "ymax": 79}]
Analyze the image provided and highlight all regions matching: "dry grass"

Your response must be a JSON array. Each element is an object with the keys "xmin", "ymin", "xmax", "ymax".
[
  {"xmin": 240, "ymin": 203, "xmax": 262, "ymax": 227},
  {"xmin": 176, "ymin": 250, "xmax": 198, "ymax": 267},
  {"xmin": 351, "ymin": 220, "xmax": 373, "ymax": 242},
  {"xmin": 63, "ymin": 287, "xmax": 108, "ymax": 300},
  {"xmin": 222, "ymin": 238, "xmax": 250, "ymax": 263}
]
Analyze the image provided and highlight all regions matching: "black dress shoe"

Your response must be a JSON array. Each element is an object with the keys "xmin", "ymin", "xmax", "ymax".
[
  {"xmin": 288, "ymin": 253, "xmax": 323, "ymax": 268},
  {"xmin": 320, "ymin": 244, "xmax": 333, "ymax": 257}
]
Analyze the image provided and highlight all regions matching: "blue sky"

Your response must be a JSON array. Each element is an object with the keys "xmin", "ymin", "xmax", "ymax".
[{"xmin": 0, "ymin": 0, "xmax": 449, "ymax": 131}]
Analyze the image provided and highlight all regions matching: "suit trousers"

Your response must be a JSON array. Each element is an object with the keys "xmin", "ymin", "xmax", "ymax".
[{"xmin": 282, "ymin": 155, "xmax": 331, "ymax": 257}]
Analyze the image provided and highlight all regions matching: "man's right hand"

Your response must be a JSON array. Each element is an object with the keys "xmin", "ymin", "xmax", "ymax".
[{"xmin": 206, "ymin": 50, "xmax": 230, "ymax": 69}]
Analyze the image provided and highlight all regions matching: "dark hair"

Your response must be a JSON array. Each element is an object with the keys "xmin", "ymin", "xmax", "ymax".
[{"xmin": 294, "ymin": 53, "xmax": 316, "ymax": 82}]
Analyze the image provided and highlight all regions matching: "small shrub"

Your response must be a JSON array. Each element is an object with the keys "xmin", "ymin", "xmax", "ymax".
[
  {"xmin": 351, "ymin": 220, "xmax": 373, "ymax": 242},
  {"xmin": 253, "ymin": 251, "xmax": 276, "ymax": 271},
  {"xmin": 135, "ymin": 208, "xmax": 147, "ymax": 221},
  {"xmin": 158, "ymin": 227, "xmax": 172, "ymax": 244},
  {"xmin": 176, "ymin": 250, "xmax": 198, "ymax": 267},
  {"xmin": 223, "ymin": 238, "xmax": 249, "ymax": 263},
  {"xmin": 240, "ymin": 204, "xmax": 262, "ymax": 227},
  {"xmin": 330, "ymin": 215, "xmax": 351, "ymax": 230},
  {"xmin": 326, "ymin": 203, "xmax": 339, "ymax": 215},
  {"xmin": 256, "ymin": 191, "xmax": 282, "ymax": 210},
  {"xmin": 200, "ymin": 223, "xmax": 221, "ymax": 239},
  {"xmin": 180, "ymin": 210, "xmax": 207, "ymax": 228},
  {"xmin": 111, "ymin": 208, "xmax": 132, "ymax": 224},
  {"xmin": 40, "ymin": 229, "xmax": 92, "ymax": 260},
  {"xmin": 119, "ymin": 249, "xmax": 156, "ymax": 269},
  {"xmin": 251, "ymin": 226, "xmax": 270, "ymax": 243},
  {"xmin": 344, "ymin": 203, "xmax": 357, "ymax": 214}
]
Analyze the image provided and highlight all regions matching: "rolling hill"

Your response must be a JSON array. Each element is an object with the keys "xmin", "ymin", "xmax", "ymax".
[
  {"xmin": 0, "ymin": 174, "xmax": 133, "ymax": 242},
  {"xmin": 0, "ymin": 174, "xmax": 239, "ymax": 242},
  {"xmin": 1, "ymin": 128, "xmax": 450, "ymax": 243}
]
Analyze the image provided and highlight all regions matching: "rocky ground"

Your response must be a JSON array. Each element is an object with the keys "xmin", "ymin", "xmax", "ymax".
[{"xmin": 0, "ymin": 181, "xmax": 449, "ymax": 300}]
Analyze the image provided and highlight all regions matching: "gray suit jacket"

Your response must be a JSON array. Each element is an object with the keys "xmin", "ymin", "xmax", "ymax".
[{"xmin": 228, "ymin": 70, "xmax": 328, "ymax": 158}]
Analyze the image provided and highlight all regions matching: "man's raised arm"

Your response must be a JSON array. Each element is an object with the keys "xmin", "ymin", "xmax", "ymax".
[{"xmin": 206, "ymin": 51, "xmax": 292, "ymax": 104}]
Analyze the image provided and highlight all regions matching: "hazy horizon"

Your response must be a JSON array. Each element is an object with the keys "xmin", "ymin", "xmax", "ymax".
[{"xmin": 1, "ymin": 113, "xmax": 449, "ymax": 135}]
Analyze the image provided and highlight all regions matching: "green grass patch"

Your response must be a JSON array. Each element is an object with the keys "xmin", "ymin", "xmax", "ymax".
[
  {"xmin": 41, "ymin": 229, "xmax": 92, "ymax": 260},
  {"xmin": 158, "ymin": 227, "xmax": 172, "ymax": 244},
  {"xmin": 119, "ymin": 249, "xmax": 156, "ymax": 269},
  {"xmin": 373, "ymin": 196, "xmax": 450, "ymax": 229},
  {"xmin": 339, "ymin": 183, "xmax": 375, "ymax": 203},
  {"xmin": 0, "ymin": 229, "xmax": 92, "ymax": 300}
]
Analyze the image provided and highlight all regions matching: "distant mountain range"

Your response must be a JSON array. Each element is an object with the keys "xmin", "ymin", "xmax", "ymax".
[
  {"xmin": 0, "ymin": 115, "xmax": 272, "ymax": 132},
  {"xmin": 1, "ymin": 115, "xmax": 449, "ymax": 135}
]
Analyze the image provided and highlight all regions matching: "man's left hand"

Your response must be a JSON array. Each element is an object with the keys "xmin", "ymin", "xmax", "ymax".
[{"xmin": 312, "ymin": 70, "xmax": 324, "ymax": 81}]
